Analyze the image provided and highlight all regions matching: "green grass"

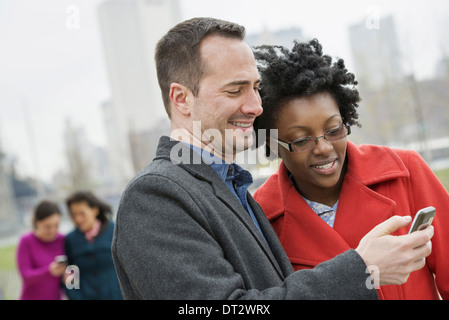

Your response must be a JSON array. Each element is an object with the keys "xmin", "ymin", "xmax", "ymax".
[
  {"xmin": 0, "ymin": 245, "xmax": 20, "ymax": 300},
  {"xmin": 435, "ymin": 168, "xmax": 449, "ymax": 191},
  {"xmin": 0, "ymin": 245, "xmax": 17, "ymax": 271}
]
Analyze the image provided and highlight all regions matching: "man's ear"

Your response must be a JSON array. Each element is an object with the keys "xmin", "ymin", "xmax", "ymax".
[{"xmin": 169, "ymin": 83, "xmax": 191, "ymax": 116}]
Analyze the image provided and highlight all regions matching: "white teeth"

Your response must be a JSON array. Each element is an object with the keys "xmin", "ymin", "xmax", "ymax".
[
  {"xmin": 314, "ymin": 161, "xmax": 334, "ymax": 170},
  {"xmin": 230, "ymin": 122, "xmax": 252, "ymax": 128}
]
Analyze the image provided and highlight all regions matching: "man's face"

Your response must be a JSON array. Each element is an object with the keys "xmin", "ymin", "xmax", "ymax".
[{"xmin": 191, "ymin": 35, "xmax": 263, "ymax": 160}]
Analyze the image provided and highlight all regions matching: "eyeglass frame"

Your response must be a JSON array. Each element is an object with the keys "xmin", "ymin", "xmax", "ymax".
[{"xmin": 273, "ymin": 124, "xmax": 351, "ymax": 152}]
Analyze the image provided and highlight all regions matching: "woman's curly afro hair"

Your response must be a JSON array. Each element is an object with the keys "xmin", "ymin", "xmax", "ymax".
[{"xmin": 253, "ymin": 38, "xmax": 361, "ymax": 154}]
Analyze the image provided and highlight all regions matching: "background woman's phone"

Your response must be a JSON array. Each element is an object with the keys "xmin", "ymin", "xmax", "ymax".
[
  {"xmin": 408, "ymin": 206, "xmax": 436, "ymax": 234},
  {"xmin": 54, "ymin": 255, "xmax": 68, "ymax": 264}
]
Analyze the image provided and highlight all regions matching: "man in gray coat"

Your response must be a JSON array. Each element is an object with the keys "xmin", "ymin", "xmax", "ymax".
[{"xmin": 111, "ymin": 17, "xmax": 433, "ymax": 300}]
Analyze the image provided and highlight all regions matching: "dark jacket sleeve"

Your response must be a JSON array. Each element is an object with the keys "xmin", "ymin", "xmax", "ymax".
[{"xmin": 112, "ymin": 172, "xmax": 377, "ymax": 300}]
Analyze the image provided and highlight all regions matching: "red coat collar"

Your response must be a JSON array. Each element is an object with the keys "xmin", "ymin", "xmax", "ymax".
[
  {"xmin": 253, "ymin": 141, "xmax": 410, "ymax": 266},
  {"xmin": 345, "ymin": 141, "xmax": 410, "ymax": 184}
]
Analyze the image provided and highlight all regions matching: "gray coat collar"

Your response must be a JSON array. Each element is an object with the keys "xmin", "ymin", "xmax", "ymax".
[{"xmin": 153, "ymin": 136, "xmax": 284, "ymax": 279}]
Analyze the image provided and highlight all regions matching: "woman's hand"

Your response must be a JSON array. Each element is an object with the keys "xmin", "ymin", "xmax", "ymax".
[{"xmin": 49, "ymin": 261, "xmax": 68, "ymax": 277}]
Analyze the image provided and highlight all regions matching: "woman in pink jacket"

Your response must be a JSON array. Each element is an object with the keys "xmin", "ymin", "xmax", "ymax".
[
  {"xmin": 252, "ymin": 39, "xmax": 449, "ymax": 300},
  {"xmin": 16, "ymin": 200, "xmax": 67, "ymax": 300}
]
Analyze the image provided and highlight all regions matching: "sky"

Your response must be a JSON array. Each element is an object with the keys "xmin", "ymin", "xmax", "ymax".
[{"xmin": 0, "ymin": 0, "xmax": 448, "ymax": 183}]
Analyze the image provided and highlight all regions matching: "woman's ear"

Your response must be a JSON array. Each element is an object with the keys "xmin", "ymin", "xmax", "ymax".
[{"xmin": 169, "ymin": 83, "xmax": 191, "ymax": 116}]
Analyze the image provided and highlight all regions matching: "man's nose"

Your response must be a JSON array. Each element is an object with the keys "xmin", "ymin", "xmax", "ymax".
[{"xmin": 241, "ymin": 90, "xmax": 263, "ymax": 116}]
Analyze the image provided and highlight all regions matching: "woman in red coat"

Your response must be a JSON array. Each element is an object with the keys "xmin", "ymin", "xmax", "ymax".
[{"xmin": 252, "ymin": 39, "xmax": 448, "ymax": 300}]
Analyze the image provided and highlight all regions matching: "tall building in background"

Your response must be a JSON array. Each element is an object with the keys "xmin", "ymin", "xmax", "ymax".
[
  {"xmin": 0, "ymin": 132, "xmax": 17, "ymax": 235},
  {"xmin": 244, "ymin": 26, "xmax": 307, "ymax": 189},
  {"xmin": 97, "ymin": 0, "xmax": 180, "ymax": 187},
  {"xmin": 349, "ymin": 15, "xmax": 404, "ymax": 90},
  {"xmin": 436, "ymin": 56, "xmax": 449, "ymax": 79},
  {"xmin": 246, "ymin": 26, "xmax": 305, "ymax": 48},
  {"xmin": 63, "ymin": 119, "xmax": 112, "ymax": 191}
]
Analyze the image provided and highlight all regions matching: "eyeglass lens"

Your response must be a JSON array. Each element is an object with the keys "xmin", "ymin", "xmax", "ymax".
[{"xmin": 292, "ymin": 126, "xmax": 348, "ymax": 151}]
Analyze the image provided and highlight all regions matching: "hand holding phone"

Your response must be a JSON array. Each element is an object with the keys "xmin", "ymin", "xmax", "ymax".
[
  {"xmin": 49, "ymin": 255, "xmax": 68, "ymax": 276},
  {"xmin": 408, "ymin": 206, "xmax": 436, "ymax": 234}
]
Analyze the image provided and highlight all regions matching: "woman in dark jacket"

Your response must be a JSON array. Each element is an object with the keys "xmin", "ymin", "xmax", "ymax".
[{"xmin": 64, "ymin": 190, "xmax": 122, "ymax": 300}]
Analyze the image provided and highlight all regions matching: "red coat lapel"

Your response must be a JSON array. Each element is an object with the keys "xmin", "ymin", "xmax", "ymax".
[
  {"xmin": 334, "ymin": 174, "xmax": 396, "ymax": 248},
  {"xmin": 281, "ymin": 187, "xmax": 351, "ymax": 267}
]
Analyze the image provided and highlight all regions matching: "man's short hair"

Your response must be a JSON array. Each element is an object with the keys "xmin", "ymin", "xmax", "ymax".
[{"xmin": 155, "ymin": 17, "xmax": 246, "ymax": 118}]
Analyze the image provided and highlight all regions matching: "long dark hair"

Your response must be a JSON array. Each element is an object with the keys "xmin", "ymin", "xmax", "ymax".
[{"xmin": 66, "ymin": 191, "xmax": 112, "ymax": 224}]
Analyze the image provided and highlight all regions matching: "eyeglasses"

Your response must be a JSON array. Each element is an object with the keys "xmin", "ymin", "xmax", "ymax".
[{"xmin": 274, "ymin": 124, "xmax": 351, "ymax": 152}]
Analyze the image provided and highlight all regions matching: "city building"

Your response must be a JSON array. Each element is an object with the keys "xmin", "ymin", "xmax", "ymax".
[
  {"xmin": 0, "ymin": 133, "xmax": 17, "ymax": 235},
  {"xmin": 349, "ymin": 15, "xmax": 404, "ymax": 90},
  {"xmin": 246, "ymin": 26, "xmax": 305, "ymax": 48},
  {"xmin": 97, "ymin": 0, "xmax": 180, "ymax": 187}
]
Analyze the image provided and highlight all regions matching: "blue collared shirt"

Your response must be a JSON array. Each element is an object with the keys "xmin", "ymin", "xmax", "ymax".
[
  {"xmin": 302, "ymin": 197, "xmax": 338, "ymax": 227},
  {"xmin": 187, "ymin": 144, "xmax": 267, "ymax": 241}
]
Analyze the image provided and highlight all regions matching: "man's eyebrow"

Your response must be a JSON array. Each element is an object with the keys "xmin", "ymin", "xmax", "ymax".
[{"xmin": 222, "ymin": 79, "xmax": 261, "ymax": 87}]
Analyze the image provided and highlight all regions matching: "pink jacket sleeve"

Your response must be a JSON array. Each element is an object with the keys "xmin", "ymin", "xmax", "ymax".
[{"xmin": 16, "ymin": 236, "xmax": 52, "ymax": 286}]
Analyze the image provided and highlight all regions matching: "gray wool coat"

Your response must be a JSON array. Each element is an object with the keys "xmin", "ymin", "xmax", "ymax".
[{"xmin": 111, "ymin": 136, "xmax": 378, "ymax": 300}]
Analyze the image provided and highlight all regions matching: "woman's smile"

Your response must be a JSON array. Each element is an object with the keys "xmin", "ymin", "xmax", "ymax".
[{"xmin": 310, "ymin": 158, "xmax": 338, "ymax": 174}]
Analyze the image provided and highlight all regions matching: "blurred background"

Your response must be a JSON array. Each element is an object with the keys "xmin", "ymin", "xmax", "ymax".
[{"xmin": 1, "ymin": 0, "xmax": 448, "ymax": 299}]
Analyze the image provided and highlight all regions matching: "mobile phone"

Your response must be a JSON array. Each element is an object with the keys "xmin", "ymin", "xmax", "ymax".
[
  {"xmin": 408, "ymin": 206, "xmax": 436, "ymax": 234},
  {"xmin": 54, "ymin": 255, "xmax": 68, "ymax": 264}
]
